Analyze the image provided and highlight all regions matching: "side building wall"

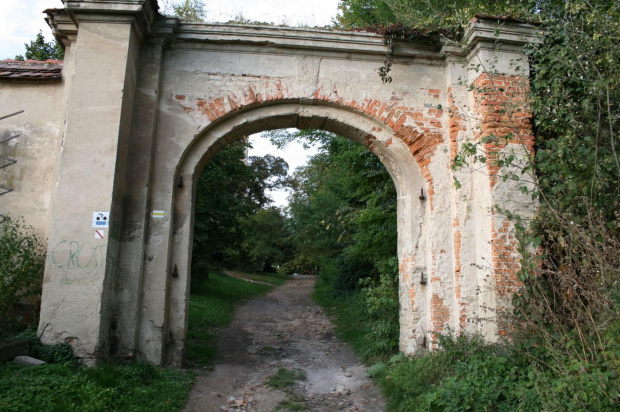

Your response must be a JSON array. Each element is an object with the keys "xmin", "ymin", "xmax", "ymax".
[{"xmin": 0, "ymin": 59, "xmax": 69, "ymax": 239}]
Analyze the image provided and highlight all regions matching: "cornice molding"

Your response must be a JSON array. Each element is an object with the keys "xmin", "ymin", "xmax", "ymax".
[{"xmin": 45, "ymin": 0, "xmax": 160, "ymax": 46}]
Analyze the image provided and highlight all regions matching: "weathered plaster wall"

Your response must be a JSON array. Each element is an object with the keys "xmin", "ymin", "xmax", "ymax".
[
  {"xmin": 0, "ymin": 65, "xmax": 69, "ymax": 238},
  {"xmin": 38, "ymin": 20, "xmax": 142, "ymax": 364}
]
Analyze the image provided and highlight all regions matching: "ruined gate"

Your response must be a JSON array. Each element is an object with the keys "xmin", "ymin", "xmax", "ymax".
[{"xmin": 0, "ymin": 0, "xmax": 539, "ymax": 366}]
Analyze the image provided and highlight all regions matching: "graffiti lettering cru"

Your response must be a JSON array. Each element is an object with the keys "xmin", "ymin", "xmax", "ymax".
[{"xmin": 51, "ymin": 240, "xmax": 106, "ymax": 274}]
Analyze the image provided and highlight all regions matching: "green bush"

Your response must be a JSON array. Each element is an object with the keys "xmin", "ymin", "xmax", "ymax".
[
  {"xmin": 359, "ymin": 257, "xmax": 400, "ymax": 359},
  {"xmin": 375, "ymin": 334, "xmax": 540, "ymax": 412},
  {"xmin": 0, "ymin": 216, "xmax": 46, "ymax": 321},
  {"xmin": 13, "ymin": 328, "xmax": 77, "ymax": 365},
  {"xmin": 313, "ymin": 264, "xmax": 399, "ymax": 363}
]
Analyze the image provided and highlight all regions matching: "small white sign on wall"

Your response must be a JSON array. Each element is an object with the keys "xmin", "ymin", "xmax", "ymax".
[
  {"xmin": 92, "ymin": 211, "xmax": 110, "ymax": 228},
  {"xmin": 152, "ymin": 210, "xmax": 165, "ymax": 219}
]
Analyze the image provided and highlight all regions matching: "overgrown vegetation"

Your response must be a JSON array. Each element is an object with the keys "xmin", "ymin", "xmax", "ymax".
[
  {"xmin": 337, "ymin": 0, "xmax": 539, "ymax": 30},
  {"xmin": 0, "ymin": 216, "xmax": 46, "ymax": 327},
  {"xmin": 0, "ymin": 329, "xmax": 194, "ymax": 411},
  {"xmin": 369, "ymin": 335, "xmax": 542, "ymax": 411}
]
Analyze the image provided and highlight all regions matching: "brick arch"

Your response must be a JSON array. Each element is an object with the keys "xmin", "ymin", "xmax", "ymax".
[{"xmin": 173, "ymin": 85, "xmax": 444, "ymax": 208}]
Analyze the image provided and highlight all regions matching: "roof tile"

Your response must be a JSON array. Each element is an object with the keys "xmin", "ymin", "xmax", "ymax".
[{"xmin": 0, "ymin": 59, "xmax": 63, "ymax": 83}]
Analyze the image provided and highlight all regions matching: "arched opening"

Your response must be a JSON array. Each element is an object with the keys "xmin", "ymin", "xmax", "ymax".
[{"xmin": 165, "ymin": 101, "xmax": 428, "ymax": 366}]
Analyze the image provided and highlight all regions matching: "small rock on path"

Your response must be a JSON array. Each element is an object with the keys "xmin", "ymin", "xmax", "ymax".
[{"xmin": 184, "ymin": 275, "xmax": 386, "ymax": 412}]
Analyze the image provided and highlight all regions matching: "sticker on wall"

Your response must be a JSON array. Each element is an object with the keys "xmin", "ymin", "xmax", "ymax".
[
  {"xmin": 95, "ymin": 230, "xmax": 105, "ymax": 239},
  {"xmin": 92, "ymin": 211, "xmax": 110, "ymax": 228},
  {"xmin": 152, "ymin": 210, "xmax": 165, "ymax": 219}
]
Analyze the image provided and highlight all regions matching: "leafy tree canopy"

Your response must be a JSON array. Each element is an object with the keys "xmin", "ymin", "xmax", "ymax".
[
  {"xmin": 336, "ymin": 0, "xmax": 590, "ymax": 30},
  {"xmin": 268, "ymin": 129, "xmax": 397, "ymax": 292},
  {"xmin": 191, "ymin": 139, "xmax": 292, "ymax": 280},
  {"xmin": 14, "ymin": 31, "xmax": 64, "ymax": 61},
  {"xmin": 161, "ymin": 0, "xmax": 207, "ymax": 22}
]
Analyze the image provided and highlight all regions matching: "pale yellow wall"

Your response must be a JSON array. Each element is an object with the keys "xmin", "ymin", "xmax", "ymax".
[{"xmin": 0, "ymin": 76, "xmax": 68, "ymax": 239}]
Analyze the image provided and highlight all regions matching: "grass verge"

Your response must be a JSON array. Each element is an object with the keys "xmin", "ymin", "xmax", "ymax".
[
  {"xmin": 0, "ymin": 329, "xmax": 194, "ymax": 412},
  {"xmin": 186, "ymin": 272, "xmax": 274, "ymax": 367},
  {"xmin": 0, "ymin": 361, "xmax": 194, "ymax": 412}
]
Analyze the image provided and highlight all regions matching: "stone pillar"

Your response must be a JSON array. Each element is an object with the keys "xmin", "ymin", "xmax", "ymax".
[
  {"xmin": 39, "ymin": 1, "xmax": 156, "ymax": 363},
  {"xmin": 457, "ymin": 17, "xmax": 540, "ymax": 340},
  {"xmin": 111, "ymin": 38, "xmax": 169, "ymax": 360}
]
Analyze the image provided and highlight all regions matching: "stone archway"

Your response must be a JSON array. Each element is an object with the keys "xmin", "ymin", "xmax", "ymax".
[
  {"xmin": 10, "ymin": 1, "xmax": 542, "ymax": 365},
  {"xmin": 163, "ymin": 103, "xmax": 426, "ymax": 366}
]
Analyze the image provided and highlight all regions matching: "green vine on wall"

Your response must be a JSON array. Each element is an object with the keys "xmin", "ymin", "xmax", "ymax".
[{"xmin": 362, "ymin": 24, "xmax": 461, "ymax": 83}]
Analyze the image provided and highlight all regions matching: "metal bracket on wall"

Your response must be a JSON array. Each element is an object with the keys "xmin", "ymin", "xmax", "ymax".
[
  {"xmin": 0, "ymin": 110, "xmax": 23, "ymax": 210},
  {"xmin": 0, "ymin": 110, "xmax": 24, "ymax": 121},
  {"xmin": 0, "ymin": 134, "xmax": 18, "ymax": 144},
  {"xmin": 0, "ymin": 155, "xmax": 17, "ymax": 170}
]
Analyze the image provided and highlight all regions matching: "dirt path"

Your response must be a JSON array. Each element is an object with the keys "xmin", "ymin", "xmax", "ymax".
[{"xmin": 184, "ymin": 275, "xmax": 386, "ymax": 412}]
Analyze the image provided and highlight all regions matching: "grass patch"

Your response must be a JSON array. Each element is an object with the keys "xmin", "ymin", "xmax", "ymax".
[
  {"xmin": 186, "ymin": 272, "xmax": 273, "ymax": 367},
  {"xmin": 266, "ymin": 368, "xmax": 306, "ymax": 389},
  {"xmin": 0, "ymin": 328, "xmax": 194, "ymax": 411},
  {"xmin": 0, "ymin": 361, "xmax": 194, "ymax": 411},
  {"xmin": 311, "ymin": 273, "xmax": 339, "ymax": 310},
  {"xmin": 275, "ymin": 398, "xmax": 307, "ymax": 411}
]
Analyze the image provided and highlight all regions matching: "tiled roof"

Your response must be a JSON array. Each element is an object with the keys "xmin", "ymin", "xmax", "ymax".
[{"xmin": 0, "ymin": 60, "xmax": 63, "ymax": 83}]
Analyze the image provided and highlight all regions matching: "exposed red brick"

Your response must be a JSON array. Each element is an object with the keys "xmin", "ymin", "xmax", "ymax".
[{"xmin": 175, "ymin": 83, "xmax": 446, "ymax": 210}]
